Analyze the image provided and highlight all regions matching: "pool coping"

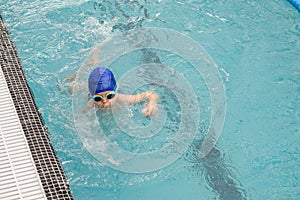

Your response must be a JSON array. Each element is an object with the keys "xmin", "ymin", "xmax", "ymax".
[{"xmin": 0, "ymin": 15, "xmax": 73, "ymax": 199}]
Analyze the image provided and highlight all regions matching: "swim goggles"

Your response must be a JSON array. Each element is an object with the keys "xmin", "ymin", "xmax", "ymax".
[{"xmin": 93, "ymin": 91, "xmax": 116, "ymax": 102}]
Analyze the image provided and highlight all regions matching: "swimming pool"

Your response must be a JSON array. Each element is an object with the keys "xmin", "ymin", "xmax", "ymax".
[{"xmin": 1, "ymin": 0, "xmax": 299, "ymax": 199}]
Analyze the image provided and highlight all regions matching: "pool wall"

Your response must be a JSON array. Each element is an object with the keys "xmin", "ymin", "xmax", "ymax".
[
  {"xmin": 287, "ymin": 0, "xmax": 300, "ymax": 11},
  {"xmin": 0, "ymin": 16, "xmax": 73, "ymax": 199}
]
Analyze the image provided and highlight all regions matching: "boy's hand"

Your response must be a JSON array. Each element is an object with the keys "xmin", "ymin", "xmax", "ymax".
[
  {"xmin": 144, "ymin": 92, "xmax": 159, "ymax": 118},
  {"xmin": 144, "ymin": 103, "xmax": 158, "ymax": 118},
  {"xmin": 143, "ymin": 102, "xmax": 159, "ymax": 118}
]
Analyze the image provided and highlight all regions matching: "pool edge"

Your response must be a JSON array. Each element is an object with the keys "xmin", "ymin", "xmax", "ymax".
[
  {"xmin": 0, "ymin": 16, "xmax": 74, "ymax": 199},
  {"xmin": 287, "ymin": 0, "xmax": 300, "ymax": 12}
]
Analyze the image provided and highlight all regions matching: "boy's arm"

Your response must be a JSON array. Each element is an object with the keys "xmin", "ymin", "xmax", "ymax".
[
  {"xmin": 65, "ymin": 46, "xmax": 101, "ymax": 95},
  {"xmin": 117, "ymin": 91, "xmax": 158, "ymax": 104},
  {"xmin": 117, "ymin": 91, "xmax": 159, "ymax": 117},
  {"xmin": 77, "ymin": 46, "xmax": 101, "ymax": 81}
]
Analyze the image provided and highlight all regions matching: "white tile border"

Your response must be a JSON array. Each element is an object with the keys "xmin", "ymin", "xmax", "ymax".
[{"xmin": 0, "ymin": 67, "xmax": 46, "ymax": 200}]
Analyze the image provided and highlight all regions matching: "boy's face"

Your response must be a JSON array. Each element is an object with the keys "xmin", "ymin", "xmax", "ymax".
[{"xmin": 93, "ymin": 90, "xmax": 116, "ymax": 108}]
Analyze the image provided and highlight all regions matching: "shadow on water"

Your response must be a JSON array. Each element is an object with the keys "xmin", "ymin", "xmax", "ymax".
[
  {"xmin": 105, "ymin": 1, "xmax": 249, "ymax": 198},
  {"xmin": 89, "ymin": 0, "xmax": 150, "ymax": 33},
  {"xmin": 138, "ymin": 37, "xmax": 249, "ymax": 199},
  {"xmin": 125, "ymin": 9, "xmax": 249, "ymax": 196},
  {"xmin": 187, "ymin": 138, "xmax": 249, "ymax": 200}
]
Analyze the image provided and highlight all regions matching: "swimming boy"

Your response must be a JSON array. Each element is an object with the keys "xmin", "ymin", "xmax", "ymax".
[{"xmin": 81, "ymin": 66, "xmax": 159, "ymax": 118}]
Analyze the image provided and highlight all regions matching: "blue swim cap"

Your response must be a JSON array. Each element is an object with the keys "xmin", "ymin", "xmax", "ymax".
[{"xmin": 88, "ymin": 67, "xmax": 117, "ymax": 95}]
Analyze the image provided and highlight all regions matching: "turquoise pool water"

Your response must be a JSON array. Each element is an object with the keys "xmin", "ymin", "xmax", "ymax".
[{"xmin": 1, "ymin": 0, "xmax": 300, "ymax": 199}]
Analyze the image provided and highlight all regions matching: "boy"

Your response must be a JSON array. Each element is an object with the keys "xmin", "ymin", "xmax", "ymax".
[{"xmin": 82, "ymin": 66, "xmax": 159, "ymax": 117}]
